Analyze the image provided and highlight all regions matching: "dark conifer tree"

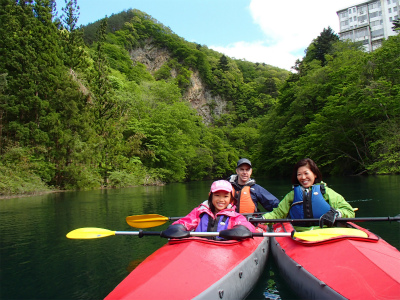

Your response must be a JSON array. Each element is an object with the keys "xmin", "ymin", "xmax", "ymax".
[
  {"xmin": 90, "ymin": 17, "xmax": 119, "ymax": 126},
  {"xmin": 304, "ymin": 27, "xmax": 339, "ymax": 66},
  {"xmin": 60, "ymin": 0, "xmax": 88, "ymax": 70},
  {"xmin": 218, "ymin": 55, "xmax": 230, "ymax": 71},
  {"xmin": 392, "ymin": 19, "xmax": 400, "ymax": 31},
  {"xmin": 0, "ymin": 0, "xmax": 64, "ymax": 146}
]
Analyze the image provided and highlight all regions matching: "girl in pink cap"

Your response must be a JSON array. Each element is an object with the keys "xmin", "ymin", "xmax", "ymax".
[{"xmin": 161, "ymin": 180, "xmax": 256, "ymax": 240}]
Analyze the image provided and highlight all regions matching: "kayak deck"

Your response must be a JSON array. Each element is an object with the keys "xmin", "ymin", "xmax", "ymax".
[
  {"xmin": 105, "ymin": 227, "xmax": 269, "ymax": 300},
  {"xmin": 271, "ymin": 222, "xmax": 400, "ymax": 299}
]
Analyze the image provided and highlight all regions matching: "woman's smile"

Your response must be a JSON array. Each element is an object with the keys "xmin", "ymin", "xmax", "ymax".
[{"xmin": 297, "ymin": 166, "xmax": 317, "ymax": 188}]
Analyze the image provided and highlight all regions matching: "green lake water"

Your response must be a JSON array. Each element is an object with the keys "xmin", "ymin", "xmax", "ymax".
[{"xmin": 1, "ymin": 175, "xmax": 399, "ymax": 300}]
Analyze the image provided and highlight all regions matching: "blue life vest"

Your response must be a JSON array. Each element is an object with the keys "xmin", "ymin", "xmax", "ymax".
[
  {"xmin": 195, "ymin": 213, "xmax": 230, "ymax": 239},
  {"xmin": 289, "ymin": 184, "xmax": 331, "ymax": 226}
]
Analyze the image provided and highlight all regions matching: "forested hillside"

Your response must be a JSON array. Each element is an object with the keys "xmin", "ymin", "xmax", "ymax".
[{"xmin": 1, "ymin": 1, "xmax": 399, "ymax": 196}]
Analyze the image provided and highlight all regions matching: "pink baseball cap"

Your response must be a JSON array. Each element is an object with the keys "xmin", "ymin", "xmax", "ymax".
[{"xmin": 210, "ymin": 180, "xmax": 232, "ymax": 193}]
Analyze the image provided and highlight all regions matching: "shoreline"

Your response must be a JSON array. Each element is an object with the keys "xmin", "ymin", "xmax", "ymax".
[
  {"xmin": 0, "ymin": 182, "xmax": 166, "ymax": 200},
  {"xmin": 0, "ymin": 190, "xmax": 63, "ymax": 200}
]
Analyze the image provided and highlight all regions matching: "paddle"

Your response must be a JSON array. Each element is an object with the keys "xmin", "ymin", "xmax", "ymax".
[
  {"xmin": 125, "ymin": 213, "xmax": 400, "ymax": 228},
  {"xmin": 125, "ymin": 213, "xmax": 263, "ymax": 228},
  {"xmin": 249, "ymin": 215, "xmax": 400, "ymax": 224},
  {"xmin": 66, "ymin": 227, "xmax": 368, "ymax": 242},
  {"xmin": 66, "ymin": 227, "xmax": 291, "ymax": 239}
]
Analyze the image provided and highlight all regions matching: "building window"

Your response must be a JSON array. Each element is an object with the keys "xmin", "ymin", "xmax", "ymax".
[
  {"xmin": 387, "ymin": 0, "xmax": 390, "ymax": 4},
  {"xmin": 370, "ymin": 20, "xmax": 383, "ymax": 26},
  {"xmin": 369, "ymin": 1, "xmax": 381, "ymax": 10},
  {"xmin": 340, "ymin": 31, "xmax": 354, "ymax": 41},
  {"xmin": 355, "ymin": 28, "xmax": 368, "ymax": 38},
  {"xmin": 370, "ymin": 11, "xmax": 380, "ymax": 18},
  {"xmin": 349, "ymin": 9, "xmax": 352, "ymax": 14},
  {"xmin": 390, "ymin": 17, "xmax": 393, "ymax": 21},
  {"xmin": 394, "ymin": 7, "xmax": 398, "ymax": 12},
  {"xmin": 358, "ymin": 15, "xmax": 368, "ymax": 22},
  {"xmin": 372, "ymin": 40, "xmax": 382, "ymax": 50},
  {"xmin": 353, "ymin": 7, "xmax": 356, "ymax": 13},
  {"xmin": 389, "ymin": 8, "xmax": 392, "ymax": 13},
  {"xmin": 371, "ymin": 29, "xmax": 384, "ymax": 38}
]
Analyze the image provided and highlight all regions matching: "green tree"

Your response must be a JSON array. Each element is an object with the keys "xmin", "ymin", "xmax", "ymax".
[
  {"xmin": 59, "ymin": 0, "xmax": 88, "ymax": 70},
  {"xmin": 0, "ymin": 0, "xmax": 64, "ymax": 147},
  {"xmin": 218, "ymin": 55, "xmax": 230, "ymax": 71},
  {"xmin": 0, "ymin": 73, "xmax": 7, "ymax": 151},
  {"xmin": 392, "ymin": 18, "xmax": 400, "ymax": 31},
  {"xmin": 264, "ymin": 37, "xmax": 400, "ymax": 176},
  {"xmin": 132, "ymin": 102, "xmax": 203, "ymax": 182},
  {"xmin": 89, "ymin": 18, "xmax": 122, "ymax": 130},
  {"xmin": 304, "ymin": 27, "xmax": 339, "ymax": 65}
]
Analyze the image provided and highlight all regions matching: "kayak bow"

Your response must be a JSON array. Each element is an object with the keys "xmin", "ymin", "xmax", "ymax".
[
  {"xmin": 270, "ymin": 222, "xmax": 400, "ymax": 299},
  {"xmin": 104, "ymin": 226, "xmax": 270, "ymax": 300}
]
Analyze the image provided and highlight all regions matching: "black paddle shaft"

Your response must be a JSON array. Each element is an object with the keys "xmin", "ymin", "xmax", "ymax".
[{"xmin": 249, "ymin": 216, "xmax": 400, "ymax": 224}]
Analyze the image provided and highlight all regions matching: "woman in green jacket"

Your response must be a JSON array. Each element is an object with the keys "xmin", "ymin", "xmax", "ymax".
[{"xmin": 262, "ymin": 158, "xmax": 355, "ymax": 229}]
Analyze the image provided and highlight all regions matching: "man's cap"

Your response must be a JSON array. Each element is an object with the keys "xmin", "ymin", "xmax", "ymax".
[
  {"xmin": 210, "ymin": 180, "xmax": 232, "ymax": 193},
  {"xmin": 237, "ymin": 158, "xmax": 252, "ymax": 168}
]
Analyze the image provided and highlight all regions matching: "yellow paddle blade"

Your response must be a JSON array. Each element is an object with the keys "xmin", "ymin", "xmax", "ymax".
[
  {"xmin": 293, "ymin": 227, "xmax": 368, "ymax": 242},
  {"xmin": 66, "ymin": 228, "xmax": 116, "ymax": 239},
  {"xmin": 126, "ymin": 214, "xmax": 169, "ymax": 228}
]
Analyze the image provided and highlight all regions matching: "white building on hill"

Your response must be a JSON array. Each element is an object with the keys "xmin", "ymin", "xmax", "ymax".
[{"xmin": 337, "ymin": 0, "xmax": 399, "ymax": 51}]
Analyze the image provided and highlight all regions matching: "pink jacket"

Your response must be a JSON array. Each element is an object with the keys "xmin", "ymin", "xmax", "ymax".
[{"xmin": 172, "ymin": 201, "xmax": 256, "ymax": 232}]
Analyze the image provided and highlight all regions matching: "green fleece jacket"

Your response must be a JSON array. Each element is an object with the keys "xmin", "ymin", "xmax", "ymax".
[{"xmin": 262, "ymin": 182, "xmax": 355, "ymax": 221}]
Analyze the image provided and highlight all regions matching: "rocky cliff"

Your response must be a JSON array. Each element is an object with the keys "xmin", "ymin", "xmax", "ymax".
[{"xmin": 129, "ymin": 41, "xmax": 227, "ymax": 124}]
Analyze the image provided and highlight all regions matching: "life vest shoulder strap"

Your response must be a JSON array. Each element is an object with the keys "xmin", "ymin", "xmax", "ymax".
[{"xmin": 207, "ymin": 214, "xmax": 228, "ymax": 232}]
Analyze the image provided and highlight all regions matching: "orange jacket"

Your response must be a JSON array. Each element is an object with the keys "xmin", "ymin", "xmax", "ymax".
[{"xmin": 232, "ymin": 185, "xmax": 256, "ymax": 213}]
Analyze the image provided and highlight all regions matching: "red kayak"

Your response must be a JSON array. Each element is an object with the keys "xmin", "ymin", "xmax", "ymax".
[
  {"xmin": 105, "ymin": 226, "xmax": 269, "ymax": 300},
  {"xmin": 271, "ymin": 222, "xmax": 400, "ymax": 299}
]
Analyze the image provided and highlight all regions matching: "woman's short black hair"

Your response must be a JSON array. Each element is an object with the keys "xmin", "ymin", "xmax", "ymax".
[{"xmin": 291, "ymin": 158, "xmax": 322, "ymax": 185}]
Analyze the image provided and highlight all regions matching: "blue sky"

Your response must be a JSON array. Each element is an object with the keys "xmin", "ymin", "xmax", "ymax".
[{"xmin": 56, "ymin": 0, "xmax": 361, "ymax": 71}]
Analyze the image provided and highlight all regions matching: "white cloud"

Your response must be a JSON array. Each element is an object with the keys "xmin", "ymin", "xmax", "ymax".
[
  {"xmin": 211, "ymin": 41, "xmax": 300, "ymax": 71},
  {"xmin": 211, "ymin": 0, "xmax": 362, "ymax": 71}
]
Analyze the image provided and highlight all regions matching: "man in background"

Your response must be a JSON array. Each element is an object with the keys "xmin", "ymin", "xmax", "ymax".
[{"xmin": 228, "ymin": 158, "xmax": 279, "ymax": 213}]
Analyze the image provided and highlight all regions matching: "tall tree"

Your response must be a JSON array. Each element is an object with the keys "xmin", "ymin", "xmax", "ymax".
[
  {"xmin": 88, "ymin": 18, "xmax": 124, "ymax": 184},
  {"xmin": 60, "ymin": 0, "xmax": 87, "ymax": 70},
  {"xmin": 90, "ymin": 18, "xmax": 119, "ymax": 126},
  {"xmin": 302, "ymin": 27, "xmax": 339, "ymax": 69},
  {"xmin": 0, "ymin": 0, "xmax": 64, "ymax": 146},
  {"xmin": 0, "ymin": 73, "xmax": 6, "ymax": 152},
  {"xmin": 218, "ymin": 55, "xmax": 230, "ymax": 71}
]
